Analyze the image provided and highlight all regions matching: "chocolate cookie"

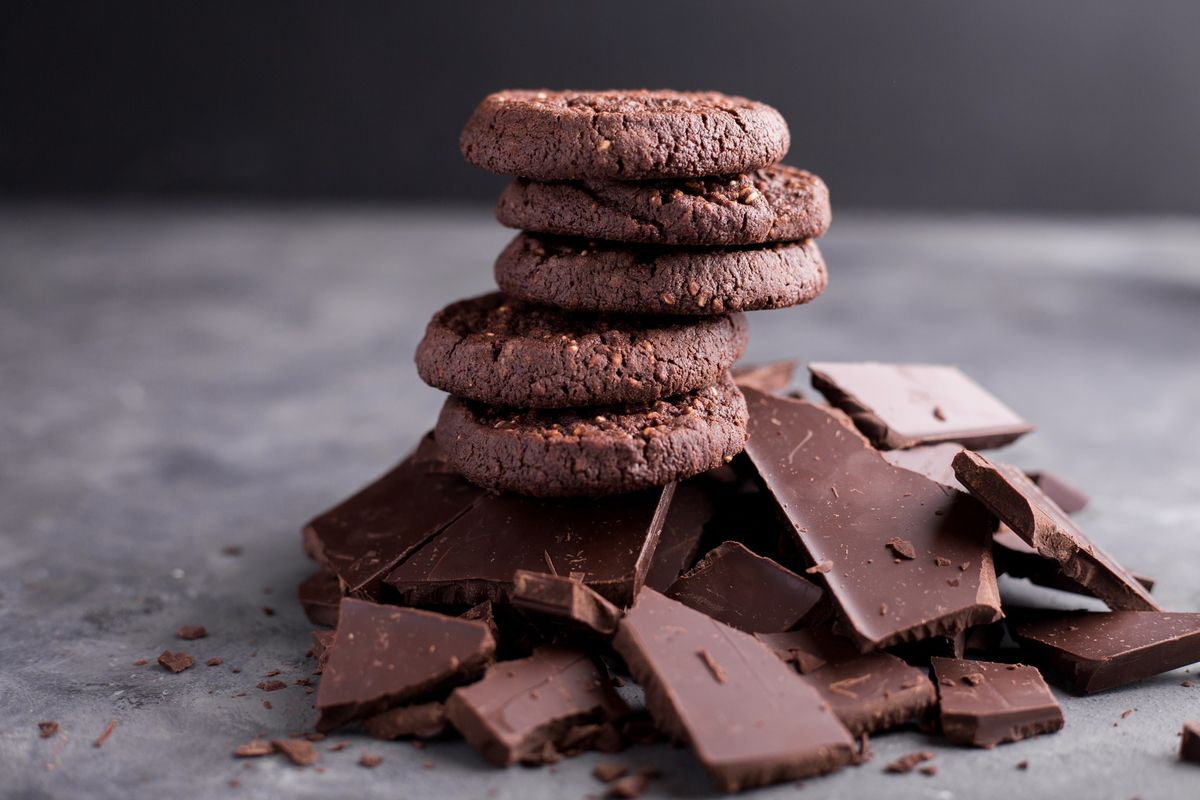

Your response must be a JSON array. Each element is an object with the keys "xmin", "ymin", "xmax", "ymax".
[
  {"xmin": 416, "ymin": 292, "xmax": 748, "ymax": 408},
  {"xmin": 494, "ymin": 234, "xmax": 827, "ymax": 316},
  {"xmin": 435, "ymin": 375, "xmax": 749, "ymax": 497},
  {"xmin": 460, "ymin": 89, "xmax": 789, "ymax": 181},
  {"xmin": 496, "ymin": 165, "xmax": 830, "ymax": 246}
]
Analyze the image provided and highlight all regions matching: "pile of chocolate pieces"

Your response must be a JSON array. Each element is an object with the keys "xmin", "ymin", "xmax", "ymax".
[{"xmin": 298, "ymin": 359, "xmax": 1200, "ymax": 793}]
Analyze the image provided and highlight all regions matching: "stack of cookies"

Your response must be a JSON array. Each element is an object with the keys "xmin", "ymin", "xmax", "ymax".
[{"xmin": 418, "ymin": 89, "xmax": 832, "ymax": 496}]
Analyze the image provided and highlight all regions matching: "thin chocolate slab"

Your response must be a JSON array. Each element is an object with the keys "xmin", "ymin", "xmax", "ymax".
[
  {"xmin": 644, "ymin": 477, "xmax": 717, "ymax": 592},
  {"xmin": 809, "ymin": 362, "xmax": 1033, "ymax": 450},
  {"xmin": 303, "ymin": 433, "xmax": 484, "ymax": 598},
  {"xmin": 297, "ymin": 568, "xmax": 341, "ymax": 627},
  {"xmin": 1008, "ymin": 610, "xmax": 1200, "ymax": 694},
  {"xmin": 754, "ymin": 627, "xmax": 859, "ymax": 674},
  {"xmin": 445, "ymin": 645, "xmax": 628, "ymax": 766},
  {"xmin": 741, "ymin": 388, "xmax": 1002, "ymax": 650},
  {"xmin": 954, "ymin": 449, "xmax": 1159, "ymax": 611},
  {"xmin": 511, "ymin": 570, "xmax": 622, "ymax": 636},
  {"xmin": 806, "ymin": 653, "xmax": 937, "ymax": 735},
  {"xmin": 666, "ymin": 541, "xmax": 822, "ymax": 633},
  {"xmin": 732, "ymin": 360, "xmax": 798, "ymax": 395},
  {"xmin": 385, "ymin": 484, "xmax": 674, "ymax": 608},
  {"xmin": 1181, "ymin": 721, "xmax": 1200, "ymax": 764},
  {"xmin": 932, "ymin": 657, "xmax": 1064, "ymax": 747},
  {"xmin": 315, "ymin": 598, "xmax": 495, "ymax": 732},
  {"xmin": 613, "ymin": 588, "xmax": 855, "ymax": 792}
]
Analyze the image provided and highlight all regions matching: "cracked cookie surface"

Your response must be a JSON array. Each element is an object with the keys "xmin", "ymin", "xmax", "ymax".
[
  {"xmin": 460, "ymin": 89, "xmax": 789, "ymax": 180},
  {"xmin": 435, "ymin": 374, "xmax": 749, "ymax": 496}
]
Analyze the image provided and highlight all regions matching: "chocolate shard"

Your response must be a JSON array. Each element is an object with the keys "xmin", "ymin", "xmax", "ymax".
[
  {"xmin": 1008, "ymin": 609, "xmax": 1200, "ymax": 694},
  {"xmin": 1029, "ymin": 470, "xmax": 1088, "ymax": 515},
  {"xmin": 644, "ymin": 477, "xmax": 718, "ymax": 592},
  {"xmin": 666, "ymin": 541, "xmax": 822, "ymax": 633},
  {"xmin": 808, "ymin": 362, "xmax": 1034, "ymax": 451},
  {"xmin": 754, "ymin": 627, "xmax": 860, "ymax": 674},
  {"xmin": 806, "ymin": 653, "xmax": 937, "ymax": 735},
  {"xmin": 732, "ymin": 360, "xmax": 798, "ymax": 395},
  {"xmin": 511, "ymin": 570, "xmax": 623, "ymax": 636},
  {"xmin": 741, "ymin": 388, "xmax": 1002, "ymax": 651},
  {"xmin": 1181, "ymin": 721, "xmax": 1200, "ymax": 764},
  {"xmin": 315, "ymin": 598, "xmax": 495, "ymax": 732},
  {"xmin": 303, "ymin": 433, "xmax": 484, "ymax": 599},
  {"xmin": 385, "ymin": 484, "xmax": 674, "ymax": 608},
  {"xmin": 363, "ymin": 701, "xmax": 448, "ymax": 740},
  {"xmin": 954, "ymin": 450, "xmax": 1159, "ymax": 611},
  {"xmin": 993, "ymin": 527, "xmax": 1155, "ymax": 596},
  {"xmin": 613, "ymin": 588, "xmax": 856, "ymax": 792},
  {"xmin": 931, "ymin": 657, "xmax": 1064, "ymax": 747},
  {"xmin": 445, "ymin": 645, "xmax": 629, "ymax": 767},
  {"xmin": 297, "ymin": 568, "xmax": 342, "ymax": 628}
]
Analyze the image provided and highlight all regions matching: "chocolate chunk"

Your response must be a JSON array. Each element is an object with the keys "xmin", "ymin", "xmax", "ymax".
[
  {"xmin": 1008, "ymin": 609, "xmax": 1200, "ymax": 694},
  {"xmin": 733, "ymin": 360, "xmax": 799, "ymax": 395},
  {"xmin": 38, "ymin": 721, "xmax": 59, "ymax": 738},
  {"xmin": 303, "ymin": 433, "xmax": 484, "ymax": 599},
  {"xmin": 271, "ymin": 738, "xmax": 317, "ymax": 767},
  {"xmin": 511, "ymin": 570, "xmax": 622, "ymax": 636},
  {"xmin": 176, "ymin": 625, "xmax": 208, "ymax": 640},
  {"xmin": 386, "ymin": 484, "xmax": 674, "ymax": 608},
  {"xmin": 954, "ymin": 450, "xmax": 1159, "ymax": 611},
  {"xmin": 363, "ymin": 702, "xmax": 447, "ymax": 740},
  {"xmin": 806, "ymin": 653, "xmax": 937, "ymax": 735},
  {"xmin": 613, "ymin": 589, "xmax": 855, "ymax": 792},
  {"xmin": 809, "ymin": 362, "xmax": 1033, "ymax": 450},
  {"xmin": 298, "ymin": 568, "xmax": 342, "ymax": 627},
  {"xmin": 315, "ymin": 598, "xmax": 496, "ymax": 732},
  {"xmin": 932, "ymin": 658, "xmax": 1064, "ymax": 747},
  {"xmin": 644, "ymin": 477, "xmax": 717, "ymax": 592},
  {"xmin": 446, "ymin": 646, "xmax": 628, "ymax": 766},
  {"xmin": 358, "ymin": 753, "xmax": 383, "ymax": 768},
  {"xmin": 754, "ymin": 627, "xmax": 860, "ymax": 674},
  {"xmin": 885, "ymin": 538, "xmax": 916, "ymax": 560},
  {"xmin": 885, "ymin": 751, "xmax": 934, "ymax": 774},
  {"xmin": 1181, "ymin": 722, "xmax": 1200, "ymax": 764},
  {"xmin": 1029, "ymin": 470, "xmax": 1089, "ymax": 515},
  {"xmin": 234, "ymin": 739, "xmax": 274, "ymax": 758},
  {"xmin": 993, "ymin": 528, "xmax": 1156, "ymax": 596},
  {"xmin": 741, "ymin": 389, "xmax": 1001, "ymax": 650},
  {"xmin": 158, "ymin": 650, "xmax": 193, "ymax": 673},
  {"xmin": 666, "ymin": 541, "xmax": 822, "ymax": 633}
]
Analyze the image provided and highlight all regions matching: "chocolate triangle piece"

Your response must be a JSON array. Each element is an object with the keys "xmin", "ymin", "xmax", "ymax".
[
  {"xmin": 613, "ymin": 588, "xmax": 855, "ymax": 792},
  {"xmin": 1008, "ymin": 609, "xmax": 1200, "ymax": 694},
  {"xmin": 666, "ymin": 541, "xmax": 822, "ymax": 633},
  {"xmin": 644, "ymin": 477, "xmax": 718, "ymax": 592},
  {"xmin": 385, "ymin": 484, "xmax": 674, "ymax": 608},
  {"xmin": 931, "ymin": 657, "xmax": 1064, "ymax": 747},
  {"xmin": 741, "ymin": 389, "xmax": 1002, "ymax": 650},
  {"xmin": 806, "ymin": 652, "xmax": 937, "ymax": 735},
  {"xmin": 302, "ymin": 433, "xmax": 484, "ymax": 599},
  {"xmin": 954, "ymin": 449, "xmax": 1159, "ymax": 611},
  {"xmin": 808, "ymin": 362, "xmax": 1033, "ymax": 450},
  {"xmin": 754, "ymin": 627, "xmax": 859, "ymax": 674},
  {"xmin": 297, "ymin": 568, "xmax": 342, "ymax": 628},
  {"xmin": 511, "ymin": 570, "xmax": 622, "ymax": 636},
  {"xmin": 315, "ymin": 598, "xmax": 495, "ymax": 732},
  {"xmin": 445, "ymin": 645, "xmax": 629, "ymax": 766},
  {"xmin": 732, "ymin": 360, "xmax": 798, "ymax": 395}
]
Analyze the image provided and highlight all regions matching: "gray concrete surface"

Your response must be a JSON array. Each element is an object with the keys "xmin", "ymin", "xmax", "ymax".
[{"xmin": 1, "ymin": 206, "xmax": 1199, "ymax": 800}]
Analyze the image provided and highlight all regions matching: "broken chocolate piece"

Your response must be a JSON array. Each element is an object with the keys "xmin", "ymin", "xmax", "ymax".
[
  {"xmin": 386, "ymin": 484, "xmax": 674, "ymax": 607},
  {"xmin": 511, "ymin": 570, "xmax": 622, "ymax": 636},
  {"xmin": 994, "ymin": 528, "xmax": 1156, "ymax": 596},
  {"xmin": 363, "ymin": 702, "xmax": 447, "ymax": 740},
  {"xmin": 1008, "ymin": 609, "xmax": 1200, "ymax": 694},
  {"xmin": 932, "ymin": 657, "xmax": 1064, "ymax": 747},
  {"xmin": 954, "ymin": 450, "xmax": 1159, "ymax": 611},
  {"xmin": 733, "ymin": 360, "xmax": 798, "ymax": 394},
  {"xmin": 158, "ymin": 650, "xmax": 193, "ymax": 673},
  {"xmin": 1181, "ymin": 721, "xmax": 1200, "ymax": 764},
  {"xmin": 613, "ymin": 588, "xmax": 855, "ymax": 792},
  {"xmin": 309, "ymin": 629, "xmax": 334, "ymax": 670},
  {"xmin": 271, "ymin": 738, "xmax": 318, "ymax": 766},
  {"xmin": 315, "ymin": 598, "xmax": 495, "ymax": 732},
  {"xmin": 741, "ymin": 389, "xmax": 1002, "ymax": 650},
  {"xmin": 806, "ymin": 653, "xmax": 937, "ymax": 735},
  {"xmin": 445, "ymin": 645, "xmax": 628, "ymax": 766},
  {"xmin": 176, "ymin": 625, "xmax": 208, "ymax": 640},
  {"xmin": 303, "ymin": 433, "xmax": 485, "ymax": 599},
  {"xmin": 884, "ymin": 751, "xmax": 934, "ymax": 774},
  {"xmin": 644, "ymin": 477, "xmax": 717, "ymax": 592},
  {"xmin": 809, "ymin": 362, "xmax": 1033, "ymax": 450},
  {"xmin": 755, "ymin": 627, "xmax": 860, "ymax": 674},
  {"xmin": 666, "ymin": 541, "xmax": 822, "ymax": 633},
  {"xmin": 234, "ymin": 739, "xmax": 274, "ymax": 758},
  {"xmin": 298, "ymin": 568, "xmax": 342, "ymax": 627}
]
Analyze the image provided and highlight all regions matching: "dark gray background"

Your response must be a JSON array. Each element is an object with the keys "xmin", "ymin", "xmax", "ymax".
[{"xmin": 3, "ymin": 0, "xmax": 1200, "ymax": 213}]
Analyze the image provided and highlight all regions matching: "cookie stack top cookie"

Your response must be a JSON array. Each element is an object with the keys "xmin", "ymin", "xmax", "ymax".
[{"xmin": 417, "ymin": 89, "xmax": 831, "ymax": 497}]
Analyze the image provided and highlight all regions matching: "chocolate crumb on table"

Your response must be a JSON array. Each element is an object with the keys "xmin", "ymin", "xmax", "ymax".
[
  {"xmin": 158, "ymin": 650, "xmax": 193, "ymax": 673},
  {"xmin": 176, "ymin": 625, "xmax": 208, "ymax": 640},
  {"xmin": 233, "ymin": 740, "xmax": 274, "ymax": 758},
  {"xmin": 93, "ymin": 719, "xmax": 117, "ymax": 749},
  {"xmin": 271, "ymin": 738, "xmax": 318, "ymax": 767},
  {"xmin": 592, "ymin": 762, "xmax": 629, "ymax": 783},
  {"xmin": 885, "ymin": 751, "xmax": 934, "ymax": 774},
  {"xmin": 358, "ymin": 753, "xmax": 383, "ymax": 768},
  {"xmin": 38, "ymin": 721, "xmax": 59, "ymax": 739}
]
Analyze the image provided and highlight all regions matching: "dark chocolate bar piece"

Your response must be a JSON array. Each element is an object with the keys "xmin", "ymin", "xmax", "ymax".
[
  {"xmin": 315, "ymin": 598, "xmax": 495, "ymax": 732},
  {"xmin": 666, "ymin": 541, "xmax": 822, "ymax": 633},
  {"xmin": 806, "ymin": 652, "xmax": 937, "ymax": 735},
  {"xmin": 613, "ymin": 588, "xmax": 855, "ymax": 792},
  {"xmin": 644, "ymin": 477, "xmax": 717, "ymax": 592},
  {"xmin": 954, "ymin": 450, "xmax": 1159, "ymax": 611},
  {"xmin": 297, "ymin": 568, "xmax": 341, "ymax": 627},
  {"xmin": 1008, "ymin": 610, "xmax": 1200, "ymax": 694},
  {"xmin": 732, "ymin": 360, "xmax": 798, "ymax": 394},
  {"xmin": 741, "ymin": 389, "xmax": 1002, "ymax": 650},
  {"xmin": 303, "ymin": 433, "xmax": 484, "ymax": 598},
  {"xmin": 809, "ymin": 362, "xmax": 1033, "ymax": 450},
  {"xmin": 1181, "ymin": 722, "xmax": 1200, "ymax": 764},
  {"xmin": 932, "ymin": 657, "xmax": 1064, "ymax": 747},
  {"xmin": 445, "ymin": 645, "xmax": 628, "ymax": 766},
  {"xmin": 511, "ymin": 570, "xmax": 622, "ymax": 636},
  {"xmin": 386, "ymin": 484, "xmax": 674, "ymax": 608}
]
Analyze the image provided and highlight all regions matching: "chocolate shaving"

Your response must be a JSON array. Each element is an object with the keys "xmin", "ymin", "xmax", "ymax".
[
  {"xmin": 697, "ymin": 648, "xmax": 727, "ymax": 684},
  {"xmin": 885, "ymin": 751, "xmax": 934, "ymax": 774},
  {"xmin": 93, "ymin": 719, "xmax": 117, "ymax": 749},
  {"xmin": 886, "ymin": 538, "xmax": 916, "ymax": 560},
  {"xmin": 234, "ymin": 739, "xmax": 274, "ymax": 758}
]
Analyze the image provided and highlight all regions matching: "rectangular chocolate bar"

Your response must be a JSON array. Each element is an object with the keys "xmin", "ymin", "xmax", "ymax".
[
  {"xmin": 806, "ymin": 652, "xmax": 936, "ymax": 735},
  {"xmin": 932, "ymin": 657, "xmax": 1064, "ymax": 747}
]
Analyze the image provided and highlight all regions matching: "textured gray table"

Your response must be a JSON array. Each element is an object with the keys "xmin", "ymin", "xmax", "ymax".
[{"xmin": 2, "ymin": 206, "xmax": 1200, "ymax": 800}]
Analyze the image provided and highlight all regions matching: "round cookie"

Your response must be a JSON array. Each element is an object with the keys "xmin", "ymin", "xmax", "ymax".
[
  {"xmin": 416, "ymin": 292, "xmax": 748, "ymax": 409},
  {"xmin": 435, "ymin": 375, "xmax": 749, "ymax": 497},
  {"xmin": 460, "ymin": 89, "xmax": 789, "ymax": 181},
  {"xmin": 496, "ymin": 165, "xmax": 830, "ymax": 246},
  {"xmin": 495, "ymin": 234, "xmax": 828, "ymax": 316}
]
